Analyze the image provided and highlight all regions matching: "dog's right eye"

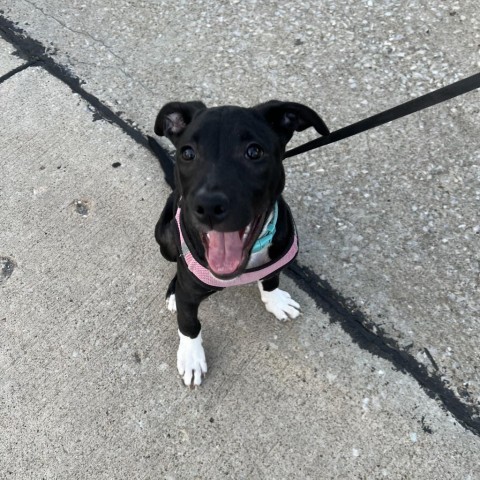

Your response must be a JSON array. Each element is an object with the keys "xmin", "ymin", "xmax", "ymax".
[
  {"xmin": 245, "ymin": 144, "xmax": 263, "ymax": 160},
  {"xmin": 181, "ymin": 147, "xmax": 196, "ymax": 161}
]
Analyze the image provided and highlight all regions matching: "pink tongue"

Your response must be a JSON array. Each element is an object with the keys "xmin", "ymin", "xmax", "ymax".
[{"xmin": 206, "ymin": 230, "xmax": 243, "ymax": 275}]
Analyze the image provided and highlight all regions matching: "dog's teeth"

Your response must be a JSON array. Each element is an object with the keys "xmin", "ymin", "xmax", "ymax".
[{"xmin": 241, "ymin": 224, "xmax": 252, "ymax": 242}]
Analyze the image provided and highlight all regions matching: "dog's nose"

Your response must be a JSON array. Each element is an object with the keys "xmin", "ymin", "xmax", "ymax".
[{"xmin": 193, "ymin": 190, "xmax": 229, "ymax": 225}]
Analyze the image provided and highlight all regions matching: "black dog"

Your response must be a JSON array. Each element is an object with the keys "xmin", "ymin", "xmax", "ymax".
[{"xmin": 151, "ymin": 101, "xmax": 328, "ymax": 386}]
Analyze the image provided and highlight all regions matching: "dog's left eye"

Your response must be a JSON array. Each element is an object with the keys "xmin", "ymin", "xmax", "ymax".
[
  {"xmin": 181, "ymin": 147, "xmax": 196, "ymax": 161},
  {"xmin": 245, "ymin": 144, "xmax": 263, "ymax": 160}
]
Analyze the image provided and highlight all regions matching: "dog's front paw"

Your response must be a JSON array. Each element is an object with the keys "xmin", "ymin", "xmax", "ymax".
[
  {"xmin": 258, "ymin": 283, "xmax": 300, "ymax": 321},
  {"xmin": 177, "ymin": 330, "xmax": 207, "ymax": 387}
]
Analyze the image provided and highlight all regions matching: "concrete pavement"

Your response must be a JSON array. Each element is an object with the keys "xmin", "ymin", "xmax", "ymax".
[
  {"xmin": 1, "ymin": 0, "xmax": 479, "ymax": 410},
  {"xmin": 1, "ymin": 2, "xmax": 480, "ymax": 478}
]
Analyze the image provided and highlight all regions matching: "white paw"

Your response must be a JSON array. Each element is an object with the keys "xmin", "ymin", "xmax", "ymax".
[
  {"xmin": 177, "ymin": 330, "xmax": 207, "ymax": 387},
  {"xmin": 258, "ymin": 283, "xmax": 300, "ymax": 321},
  {"xmin": 166, "ymin": 293, "xmax": 177, "ymax": 313}
]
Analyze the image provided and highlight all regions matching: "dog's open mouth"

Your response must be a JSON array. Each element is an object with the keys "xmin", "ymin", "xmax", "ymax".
[{"xmin": 201, "ymin": 214, "xmax": 265, "ymax": 278}]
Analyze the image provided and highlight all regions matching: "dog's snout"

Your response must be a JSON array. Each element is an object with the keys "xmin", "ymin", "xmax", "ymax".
[{"xmin": 194, "ymin": 190, "xmax": 229, "ymax": 225}]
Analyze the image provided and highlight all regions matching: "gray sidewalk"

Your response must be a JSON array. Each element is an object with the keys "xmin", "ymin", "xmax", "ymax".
[{"xmin": 1, "ymin": 2, "xmax": 480, "ymax": 479}]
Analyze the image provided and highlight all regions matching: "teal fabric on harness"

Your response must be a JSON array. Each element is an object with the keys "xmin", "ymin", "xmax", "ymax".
[{"xmin": 251, "ymin": 202, "xmax": 278, "ymax": 254}]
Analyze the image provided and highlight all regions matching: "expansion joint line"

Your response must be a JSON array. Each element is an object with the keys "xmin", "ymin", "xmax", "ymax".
[{"xmin": 0, "ymin": 57, "xmax": 40, "ymax": 84}]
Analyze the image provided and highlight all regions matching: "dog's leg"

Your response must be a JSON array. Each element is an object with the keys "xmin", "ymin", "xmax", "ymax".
[
  {"xmin": 176, "ymin": 287, "xmax": 207, "ymax": 387},
  {"xmin": 175, "ymin": 269, "xmax": 215, "ymax": 387},
  {"xmin": 258, "ymin": 275, "xmax": 300, "ymax": 321}
]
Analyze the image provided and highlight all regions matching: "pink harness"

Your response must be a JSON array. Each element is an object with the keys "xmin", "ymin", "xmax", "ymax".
[{"xmin": 175, "ymin": 208, "xmax": 298, "ymax": 288}]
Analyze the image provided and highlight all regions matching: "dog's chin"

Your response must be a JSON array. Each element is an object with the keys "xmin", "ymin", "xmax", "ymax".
[{"xmin": 201, "ymin": 214, "xmax": 266, "ymax": 279}]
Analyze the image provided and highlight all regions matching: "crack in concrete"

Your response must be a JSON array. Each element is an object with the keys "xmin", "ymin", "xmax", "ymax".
[
  {"xmin": 21, "ymin": 0, "xmax": 127, "ymax": 66},
  {"xmin": 119, "ymin": 66, "xmax": 155, "ymax": 94},
  {"xmin": 18, "ymin": 0, "xmax": 155, "ymax": 95}
]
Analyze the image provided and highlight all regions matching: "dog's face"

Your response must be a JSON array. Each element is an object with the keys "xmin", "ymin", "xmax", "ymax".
[{"xmin": 155, "ymin": 101, "xmax": 328, "ymax": 279}]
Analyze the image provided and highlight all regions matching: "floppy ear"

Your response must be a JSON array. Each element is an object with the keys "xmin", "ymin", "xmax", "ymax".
[
  {"xmin": 154, "ymin": 101, "xmax": 207, "ymax": 145},
  {"xmin": 252, "ymin": 100, "xmax": 329, "ymax": 145}
]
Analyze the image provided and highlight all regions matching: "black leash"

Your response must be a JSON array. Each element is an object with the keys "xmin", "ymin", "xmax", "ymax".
[{"xmin": 284, "ymin": 72, "xmax": 480, "ymax": 159}]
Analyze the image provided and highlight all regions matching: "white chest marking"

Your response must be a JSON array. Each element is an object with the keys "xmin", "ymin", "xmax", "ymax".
[{"xmin": 246, "ymin": 247, "xmax": 271, "ymax": 269}]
